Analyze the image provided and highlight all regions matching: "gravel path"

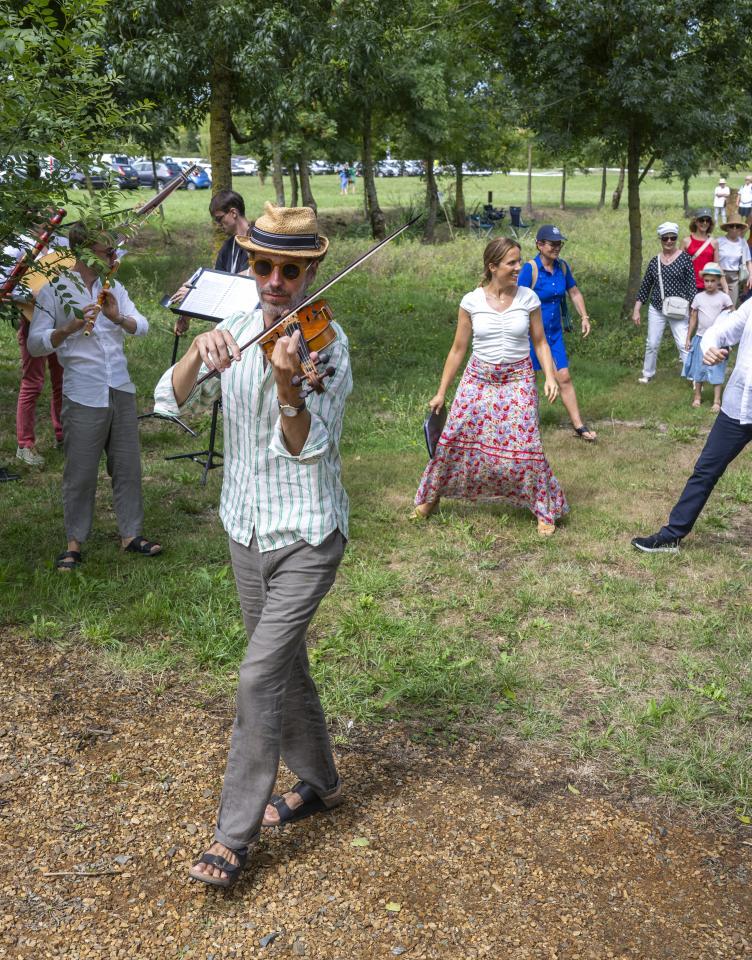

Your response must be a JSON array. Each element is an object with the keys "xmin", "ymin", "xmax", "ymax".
[{"xmin": 2, "ymin": 633, "xmax": 751, "ymax": 959}]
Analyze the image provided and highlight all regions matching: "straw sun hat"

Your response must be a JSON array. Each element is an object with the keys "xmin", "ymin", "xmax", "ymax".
[{"xmin": 235, "ymin": 202, "xmax": 329, "ymax": 259}]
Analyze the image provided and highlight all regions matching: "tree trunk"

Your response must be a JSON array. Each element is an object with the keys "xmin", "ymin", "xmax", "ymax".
[
  {"xmin": 611, "ymin": 157, "xmax": 626, "ymax": 210},
  {"xmin": 362, "ymin": 111, "xmax": 385, "ymax": 239},
  {"xmin": 298, "ymin": 152, "xmax": 317, "ymax": 212},
  {"xmin": 271, "ymin": 132, "xmax": 285, "ymax": 206},
  {"xmin": 622, "ymin": 129, "xmax": 643, "ymax": 314},
  {"xmin": 598, "ymin": 163, "xmax": 607, "ymax": 209},
  {"xmin": 149, "ymin": 148, "xmax": 164, "ymax": 222},
  {"xmin": 289, "ymin": 162, "xmax": 299, "ymax": 207},
  {"xmin": 423, "ymin": 156, "xmax": 438, "ymax": 243},
  {"xmin": 526, "ymin": 141, "xmax": 533, "ymax": 215},
  {"xmin": 560, "ymin": 165, "xmax": 567, "ymax": 210},
  {"xmin": 209, "ymin": 58, "xmax": 233, "ymax": 196},
  {"xmin": 454, "ymin": 162, "xmax": 466, "ymax": 228},
  {"xmin": 682, "ymin": 175, "xmax": 690, "ymax": 217}
]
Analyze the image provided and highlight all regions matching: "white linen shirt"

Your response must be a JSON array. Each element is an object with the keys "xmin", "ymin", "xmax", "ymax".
[
  {"xmin": 701, "ymin": 298, "xmax": 752, "ymax": 423},
  {"xmin": 27, "ymin": 272, "xmax": 147, "ymax": 407},
  {"xmin": 717, "ymin": 236, "xmax": 749, "ymax": 272},
  {"xmin": 153, "ymin": 306, "xmax": 352, "ymax": 552},
  {"xmin": 460, "ymin": 285, "xmax": 541, "ymax": 364},
  {"xmin": 739, "ymin": 183, "xmax": 752, "ymax": 206}
]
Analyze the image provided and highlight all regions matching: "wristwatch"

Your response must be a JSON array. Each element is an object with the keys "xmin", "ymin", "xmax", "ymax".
[{"xmin": 278, "ymin": 399, "xmax": 307, "ymax": 417}]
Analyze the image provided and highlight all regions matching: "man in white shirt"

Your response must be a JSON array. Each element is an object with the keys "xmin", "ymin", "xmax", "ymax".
[
  {"xmin": 737, "ymin": 176, "xmax": 752, "ymax": 221},
  {"xmin": 632, "ymin": 299, "xmax": 752, "ymax": 552},
  {"xmin": 27, "ymin": 221, "xmax": 162, "ymax": 570},
  {"xmin": 713, "ymin": 177, "xmax": 731, "ymax": 225},
  {"xmin": 155, "ymin": 204, "xmax": 352, "ymax": 889}
]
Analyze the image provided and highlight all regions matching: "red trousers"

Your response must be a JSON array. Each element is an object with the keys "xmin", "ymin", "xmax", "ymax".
[{"xmin": 16, "ymin": 319, "xmax": 63, "ymax": 447}]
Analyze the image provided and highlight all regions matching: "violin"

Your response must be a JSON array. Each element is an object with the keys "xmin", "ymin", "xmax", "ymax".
[{"xmin": 258, "ymin": 299, "xmax": 336, "ymax": 395}]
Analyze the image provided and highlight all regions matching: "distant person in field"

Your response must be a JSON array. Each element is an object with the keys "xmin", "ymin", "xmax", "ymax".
[
  {"xmin": 683, "ymin": 262, "xmax": 732, "ymax": 411},
  {"xmin": 737, "ymin": 175, "xmax": 752, "ymax": 223},
  {"xmin": 713, "ymin": 177, "xmax": 730, "ymax": 225},
  {"xmin": 517, "ymin": 224, "xmax": 596, "ymax": 442},
  {"xmin": 717, "ymin": 218, "xmax": 752, "ymax": 306},
  {"xmin": 338, "ymin": 165, "xmax": 348, "ymax": 195},
  {"xmin": 682, "ymin": 208, "xmax": 724, "ymax": 292},
  {"xmin": 412, "ymin": 236, "xmax": 568, "ymax": 537},
  {"xmin": 347, "ymin": 163, "xmax": 356, "ymax": 194},
  {"xmin": 632, "ymin": 221, "xmax": 696, "ymax": 384},
  {"xmin": 631, "ymin": 297, "xmax": 752, "ymax": 553}
]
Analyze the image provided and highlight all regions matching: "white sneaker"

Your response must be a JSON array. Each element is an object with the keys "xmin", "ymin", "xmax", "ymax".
[
  {"xmin": 16, "ymin": 446, "xmax": 45, "ymax": 466},
  {"xmin": 637, "ymin": 376, "xmax": 652, "ymax": 385}
]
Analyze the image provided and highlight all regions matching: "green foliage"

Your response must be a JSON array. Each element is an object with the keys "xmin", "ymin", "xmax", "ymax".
[{"xmin": 0, "ymin": 0, "xmax": 145, "ymax": 256}]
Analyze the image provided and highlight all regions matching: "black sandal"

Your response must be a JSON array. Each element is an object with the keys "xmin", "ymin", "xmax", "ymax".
[
  {"xmin": 189, "ymin": 845, "xmax": 248, "ymax": 889},
  {"xmin": 573, "ymin": 423, "xmax": 597, "ymax": 443},
  {"xmin": 123, "ymin": 536, "xmax": 162, "ymax": 556},
  {"xmin": 263, "ymin": 781, "xmax": 337, "ymax": 827},
  {"xmin": 55, "ymin": 550, "xmax": 82, "ymax": 572}
]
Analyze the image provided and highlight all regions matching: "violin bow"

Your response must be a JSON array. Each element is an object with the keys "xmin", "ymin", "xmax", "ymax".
[{"xmin": 195, "ymin": 214, "xmax": 422, "ymax": 387}]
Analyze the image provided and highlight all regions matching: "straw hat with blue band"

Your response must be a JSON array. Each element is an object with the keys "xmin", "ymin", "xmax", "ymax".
[{"xmin": 235, "ymin": 202, "xmax": 329, "ymax": 259}]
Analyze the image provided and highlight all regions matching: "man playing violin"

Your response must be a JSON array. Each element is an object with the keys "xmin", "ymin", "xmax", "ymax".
[
  {"xmin": 153, "ymin": 203, "xmax": 352, "ymax": 889},
  {"xmin": 27, "ymin": 220, "xmax": 162, "ymax": 570}
]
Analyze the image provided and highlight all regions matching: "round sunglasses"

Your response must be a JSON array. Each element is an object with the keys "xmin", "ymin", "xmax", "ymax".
[{"xmin": 250, "ymin": 258, "xmax": 307, "ymax": 281}]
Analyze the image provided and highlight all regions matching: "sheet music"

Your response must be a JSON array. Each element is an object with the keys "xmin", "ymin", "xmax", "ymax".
[{"xmin": 177, "ymin": 268, "xmax": 258, "ymax": 321}]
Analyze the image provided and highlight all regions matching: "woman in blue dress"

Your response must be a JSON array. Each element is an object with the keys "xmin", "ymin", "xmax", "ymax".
[{"xmin": 517, "ymin": 224, "xmax": 597, "ymax": 442}]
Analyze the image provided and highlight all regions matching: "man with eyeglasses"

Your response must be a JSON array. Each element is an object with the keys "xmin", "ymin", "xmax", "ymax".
[
  {"xmin": 171, "ymin": 190, "xmax": 252, "ymax": 334},
  {"xmin": 27, "ymin": 220, "xmax": 162, "ymax": 570},
  {"xmin": 518, "ymin": 224, "xmax": 597, "ymax": 442},
  {"xmin": 154, "ymin": 203, "xmax": 352, "ymax": 889}
]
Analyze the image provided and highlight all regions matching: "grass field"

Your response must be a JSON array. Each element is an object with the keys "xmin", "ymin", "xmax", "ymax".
[{"xmin": 1, "ymin": 169, "xmax": 750, "ymax": 818}]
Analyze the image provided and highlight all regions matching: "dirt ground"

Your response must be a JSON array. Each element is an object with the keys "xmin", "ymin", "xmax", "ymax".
[{"xmin": 1, "ymin": 633, "xmax": 751, "ymax": 960}]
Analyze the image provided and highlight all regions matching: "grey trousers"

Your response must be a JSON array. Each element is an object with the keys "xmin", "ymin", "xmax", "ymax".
[
  {"xmin": 61, "ymin": 389, "xmax": 143, "ymax": 543},
  {"xmin": 214, "ymin": 529, "xmax": 346, "ymax": 851}
]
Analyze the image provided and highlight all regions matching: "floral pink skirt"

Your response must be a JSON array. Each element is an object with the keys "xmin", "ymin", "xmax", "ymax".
[{"xmin": 415, "ymin": 354, "xmax": 568, "ymax": 524}]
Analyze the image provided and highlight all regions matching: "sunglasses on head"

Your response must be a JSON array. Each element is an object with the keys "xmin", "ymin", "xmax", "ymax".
[{"xmin": 250, "ymin": 258, "xmax": 306, "ymax": 281}]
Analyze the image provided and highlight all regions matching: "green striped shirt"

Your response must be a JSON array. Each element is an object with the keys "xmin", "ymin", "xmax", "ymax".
[{"xmin": 154, "ymin": 308, "xmax": 352, "ymax": 552}]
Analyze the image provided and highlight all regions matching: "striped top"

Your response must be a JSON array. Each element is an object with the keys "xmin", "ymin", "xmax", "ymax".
[{"xmin": 153, "ymin": 307, "xmax": 352, "ymax": 552}]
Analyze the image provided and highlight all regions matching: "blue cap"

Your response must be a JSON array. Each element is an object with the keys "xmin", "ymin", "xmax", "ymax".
[{"xmin": 536, "ymin": 224, "xmax": 567, "ymax": 243}]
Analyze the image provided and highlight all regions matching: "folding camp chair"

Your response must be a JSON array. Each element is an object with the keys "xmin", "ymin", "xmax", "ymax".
[
  {"xmin": 509, "ymin": 206, "xmax": 534, "ymax": 240},
  {"xmin": 468, "ymin": 213, "xmax": 494, "ymax": 238}
]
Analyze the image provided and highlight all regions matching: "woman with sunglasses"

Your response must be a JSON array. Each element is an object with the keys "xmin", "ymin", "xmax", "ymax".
[
  {"xmin": 717, "ymin": 218, "xmax": 752, "ymax": 306},
  {"xmin": 682, "ymin": 208, "xmax": 722, "ymax": 291},
  {"xmin": 633, "ymin": 222, "xmax": 697, "ymax": 384},
  {"xmin": 412, "ymin": 236, "xmax": 568, "ymax": 536}
]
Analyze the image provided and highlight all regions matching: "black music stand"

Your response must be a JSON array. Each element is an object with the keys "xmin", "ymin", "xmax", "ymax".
[{"xmin": 164, "ymin": 397, "xmax": 223, "ymax": 486}]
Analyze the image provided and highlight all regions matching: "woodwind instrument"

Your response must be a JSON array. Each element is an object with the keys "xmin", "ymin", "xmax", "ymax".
[
  {"xmin": 0, "ymin": 208, "xmax": 68, "ymax": 318},
  {"xmin": 82, "ymin": 164, "xmax": 201, "ymax": 337}
]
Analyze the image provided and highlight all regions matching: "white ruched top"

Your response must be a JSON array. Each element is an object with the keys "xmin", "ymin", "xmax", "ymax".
[{"xmin": 459, "ymin": 285, "xmax": 541, "ymax": 364}]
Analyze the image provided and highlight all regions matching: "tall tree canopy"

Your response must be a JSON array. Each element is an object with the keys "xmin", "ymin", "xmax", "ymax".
[{"xmin": 496, "ymin": 0, "xmax": 752, "ymax": 310}]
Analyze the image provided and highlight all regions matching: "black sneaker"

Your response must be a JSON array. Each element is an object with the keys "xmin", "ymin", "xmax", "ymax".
[{"xmin": 631, "ymin": 533, "xmax": 680, "ymax": 553}]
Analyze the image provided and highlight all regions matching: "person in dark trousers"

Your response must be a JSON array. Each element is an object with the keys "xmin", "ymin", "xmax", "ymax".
[{"xmin": 632, "ymin": 298, "xmax": 752, "ymax": 552}]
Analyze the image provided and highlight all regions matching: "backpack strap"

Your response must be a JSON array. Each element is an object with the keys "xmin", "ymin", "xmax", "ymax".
[{"xmin": 526, "ymin": 259, "xmax": 538, "ymax": 287}]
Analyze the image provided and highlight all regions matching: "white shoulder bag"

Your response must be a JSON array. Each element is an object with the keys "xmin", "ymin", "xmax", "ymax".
[{"xmin": 657, "ymin": 255, "xmax": 690, "ymax": 319}]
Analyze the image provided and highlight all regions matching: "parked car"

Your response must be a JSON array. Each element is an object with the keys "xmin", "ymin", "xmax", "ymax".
[
  {"xmin": 375, "ymin": 160, "xmax": 400, "ymax": 177},
  {"xmin": 230, "ymin": 157, "xmax": 246, "ymax": 177},
  {"xmin": 185, "ymin": 166, "xmax": 211, "ymax": 190},
  {"xmin": 233, "ymin": 157, "xmax": 257, "ymax": 176},
  {"xmin": 310, "ymin": 159, "xmax": 335, "ymax": 175},
  {"xmin": 108, "ymin": 161, "xmax": 140, "ymax": 190},
  {"xmin": 62, "ymin": 166, "xmax": 109, "ymax": 190},
  {"xmin": 131, "ymin": 159, "xmax": 172, "ymax": 188}
]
